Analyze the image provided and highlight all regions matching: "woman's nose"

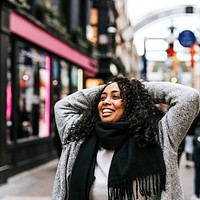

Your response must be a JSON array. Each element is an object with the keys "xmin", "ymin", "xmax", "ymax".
[{"xmin": 102, "ymin": 97, "xmax": 111, "ymax": 105}]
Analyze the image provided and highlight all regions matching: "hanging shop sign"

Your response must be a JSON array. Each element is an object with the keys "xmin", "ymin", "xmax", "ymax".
[{"xmin": 178, "ymin": 30, "xmax": 196, "ymax": 47}]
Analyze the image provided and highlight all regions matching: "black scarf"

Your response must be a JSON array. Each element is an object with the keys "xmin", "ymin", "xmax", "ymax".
[{"xmin": 69, "ymin": 122, "xmax": 166, "ymax": 200}]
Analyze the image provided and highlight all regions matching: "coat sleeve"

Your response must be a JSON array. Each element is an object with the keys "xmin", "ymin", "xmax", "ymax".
[
  {"xmin": 54, "ymin": 85, "xmax": 105, "ymax": 144},
  {"xmin": 144, "ymin": 81, "xmax": 200, "ymax": 147}
]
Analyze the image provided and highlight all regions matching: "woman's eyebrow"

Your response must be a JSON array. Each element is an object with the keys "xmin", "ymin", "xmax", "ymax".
[
  {"xmin": 102, "ymin": 90, "xmax": 120, "ymax": 94},
  {"xmin": 111, "ymin": 90, "xmax": 120, "ymax": 93}
]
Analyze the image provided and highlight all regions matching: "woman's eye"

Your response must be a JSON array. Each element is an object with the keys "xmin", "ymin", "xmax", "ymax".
[
  {"xmin": 100, "ymin": 96, "xmax": 106, "ymax": 101},
  {"xmin": 113, "ymin": 95, "xmax": 120, "ymax": 99}
]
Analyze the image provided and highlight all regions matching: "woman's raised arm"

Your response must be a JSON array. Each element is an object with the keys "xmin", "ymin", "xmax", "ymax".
[{"xmin": 54, "ymin": 85, "xmax": 104, "ymax": 143}]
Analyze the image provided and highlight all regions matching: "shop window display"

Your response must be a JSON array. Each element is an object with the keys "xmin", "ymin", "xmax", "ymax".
[{"xmin": 17, "ymin": 42, "xmax": 50, "ymax": 139}]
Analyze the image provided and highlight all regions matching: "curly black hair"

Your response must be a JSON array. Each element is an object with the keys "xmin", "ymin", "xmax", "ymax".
[{"xmin": 66, "ymin": 76, "xmax": 164, "ymax": 147}]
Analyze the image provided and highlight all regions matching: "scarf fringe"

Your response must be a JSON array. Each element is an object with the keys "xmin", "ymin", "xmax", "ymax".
[{"xmin": 108, "ymin": 171, "xmax": 166, "ymax": 200}]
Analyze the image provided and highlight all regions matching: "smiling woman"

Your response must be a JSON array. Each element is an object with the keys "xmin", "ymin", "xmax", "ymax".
[{"xmin": 52, "ymin": 76, "xmax": 199, "ymax": 200}]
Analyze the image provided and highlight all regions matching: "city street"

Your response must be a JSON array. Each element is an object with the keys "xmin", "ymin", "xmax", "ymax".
[
  {"xmin": 1, "ymin": 1, "xmax": 200, "ymax": 199},
  {"xmin": 0, "ymin": 153, "xmax": 196, "ymax": 200}
]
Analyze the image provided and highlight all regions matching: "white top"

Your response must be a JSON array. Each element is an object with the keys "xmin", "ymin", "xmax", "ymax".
[
  {"xmin": 89, "ymin": 147, "xmax": 114, "ymax": 200},
  {"xmin": 89, "ymin": 147, "xmax": 146, "ymax": 200}
]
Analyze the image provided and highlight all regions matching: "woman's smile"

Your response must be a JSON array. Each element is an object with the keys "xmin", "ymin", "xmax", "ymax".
[
  {"xmin": 101, "ymin": 108, "xmax": 115, "ymax": 118},
  {"xmin": 102, "ymin": 108, "xmax": 113, "ymax": 114}
]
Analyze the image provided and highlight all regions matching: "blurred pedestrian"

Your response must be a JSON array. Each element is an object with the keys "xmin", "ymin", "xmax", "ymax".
[
  {"xmin": 190, "ymin": 112, "xmax": 200, "ymax": 200},
  {"xmin": 52, "ymin": 76, "xmax": 199, "ymax": 200},
  {"xmin": 184, "ymin": 127, "xmax": 195, "ymax": 168}
]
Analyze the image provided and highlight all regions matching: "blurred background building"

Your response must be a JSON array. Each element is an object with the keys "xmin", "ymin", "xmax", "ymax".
[
  {"xmin": 127, "ymin": 0, "xmax": 200, "ymax": 90},
  {"xmin": 0, "ymin": 0, "xmax": 200, "ymax": 184}
]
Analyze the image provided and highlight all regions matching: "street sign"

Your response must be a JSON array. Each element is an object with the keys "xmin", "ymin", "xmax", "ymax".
[{"xmin": 178, "ymin": 30, "xmax": 196, "ymax": 47}]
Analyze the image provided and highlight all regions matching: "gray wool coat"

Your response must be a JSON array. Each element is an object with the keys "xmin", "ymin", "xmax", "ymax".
[{"xmin": 52, "ymin": 81, "xmax": 200, "ymax": 200}]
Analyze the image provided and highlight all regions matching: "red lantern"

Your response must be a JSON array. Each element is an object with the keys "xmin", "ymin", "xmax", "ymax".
[
  {"xmin": 190, "ymin": 45, "xmax": 196, "ymax": 56},
  {"xmin": 167, "ymin": 43, "xmax": 175, "ymax": 57},
  {"xmin": 190, "ymin": 45, "xmax": 196, "ymax": 67}
]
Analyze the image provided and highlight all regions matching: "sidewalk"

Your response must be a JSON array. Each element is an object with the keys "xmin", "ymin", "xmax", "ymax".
[
  {"xmin": 0, "ymin": 159, "xmax": 58, "ymax": 200},
  {"xmin": 180, "ymin": 153, "xmax": 195, "ymax": 200},
  {"xmin": 0, "ymin": 154, "xmax": 195, "ymax": 200}
]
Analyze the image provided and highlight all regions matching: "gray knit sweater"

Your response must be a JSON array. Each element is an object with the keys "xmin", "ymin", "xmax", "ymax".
[{"xmin": 52, "ymin": 81, "xmax": 200, "ymax": 200}]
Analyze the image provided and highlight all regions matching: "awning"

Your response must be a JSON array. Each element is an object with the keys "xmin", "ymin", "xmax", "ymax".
[{"xmin": 10, "ymin": 12, "xmax": 98, "ymax": 77}]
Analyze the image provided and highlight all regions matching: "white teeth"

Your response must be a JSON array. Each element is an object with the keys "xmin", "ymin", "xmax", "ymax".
[{"xmin": 102, "ymin": 109, "xmax": 112, "ymax": 114}]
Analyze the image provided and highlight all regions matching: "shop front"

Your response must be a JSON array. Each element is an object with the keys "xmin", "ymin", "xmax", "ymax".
[{"xmin": 0, "ymin": 9, "xmax": 98, "ymax": 184}]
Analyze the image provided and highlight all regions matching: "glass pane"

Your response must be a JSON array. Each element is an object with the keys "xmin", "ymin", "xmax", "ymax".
[
  {"xmin": 39, "ymin": 56, "xmax": 51, "ymax": 137},
  {"xmin": 6, "ymin": 41, "xmax": 12, "ymax": 143},
  {"xmin": 71, "ymin": 65, "xmax": 78, "ymax": 93},
  {"xmin": 17, "ymin": 41, "xmax": 50, "ymax": 139},
  {"xmin": 51, "ymin": 58, "xmax": 69, "ymax": 156},
  {"xmin": 52, "ymin": 58, "xmax": 69, "ymax": 101},
  {"xmin": 60, "ymin": 60, "xmax": 70, "ymax": 97}
]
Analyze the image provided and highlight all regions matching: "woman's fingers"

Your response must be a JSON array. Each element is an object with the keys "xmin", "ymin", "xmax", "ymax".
[{"xmin": 131, "ymin": 77, "xmax": 144, "ymax": 83}]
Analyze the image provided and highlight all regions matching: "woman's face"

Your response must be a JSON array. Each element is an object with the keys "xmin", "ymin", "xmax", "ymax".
[{"xmin": 98, "ymin": 82, "xmax": 125, "ymax": 122}]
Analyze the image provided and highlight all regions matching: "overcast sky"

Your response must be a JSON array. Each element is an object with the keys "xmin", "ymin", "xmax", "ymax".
[{"xmin": 126, "ymin": 0, "xmax": 200, "ymax": 24}]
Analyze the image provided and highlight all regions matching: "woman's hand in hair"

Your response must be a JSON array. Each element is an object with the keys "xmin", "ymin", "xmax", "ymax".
[{"xmin": 130, "ymin": 77, "xmax": 144, "ymax": 83}]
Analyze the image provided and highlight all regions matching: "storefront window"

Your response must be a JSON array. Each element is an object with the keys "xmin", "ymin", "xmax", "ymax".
[
  {"xmin": 86, "ymin": 78, "xmax": 104, "ymax": 88},
  {"xmin": 71, "ymin": 65, "xmax": 83, "ymax": 93},
  {"xmin": 87, "ymin": 8, "xmax": 98, "ymax": 46},
  {"xmin": 71, "ymin": 65, "xmax": 78, "ymax": 93},
  {"xmin": 52, "ymin": 58, "xmax": 69, "ymax": 103},
  {"xmin": 17, "ymin": 41, "xmax": 50, "ymax": 139},
  {"xmin": 6, "ymin": 42, "xmax": 12, "ymax": 144},
  {"xmin": 51, "ymin": 58, "xmax": 69, "ymax": 155}
]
